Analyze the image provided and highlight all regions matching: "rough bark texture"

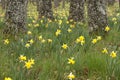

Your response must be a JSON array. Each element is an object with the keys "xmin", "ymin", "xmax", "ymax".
[
  {"xmin": 108, "ymin": 0, "xmax": 115, "ymax": 5},
  {"xmin": 0, "ymin": 0, "xmax": 6, "ymax": 9},
  {"xmin": 62, "ymin": 0, "xmax": 65, "ymax": 8},
  {"xmin": 68, "ymin": 0, "xmax": 85, "ymax": 22},
  {"xmin": 87, "ymin": 0, "xmax": 108, "ymax": 33},
  {"xmin": 37, "ymin": 0, "xmax": 54, "ymax": 20},
  {"xmin": 54, "ymin": 0, "xmax": 62, "ymax": 8},
  {"xmin": 4, "ymin": 0, "xmax": 28, "ymax": 34}
]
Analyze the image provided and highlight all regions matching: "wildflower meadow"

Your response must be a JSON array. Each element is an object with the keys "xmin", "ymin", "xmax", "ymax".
[{"xmin": 0, "ymin": 1, "xmax": 120, "ymax": 80}]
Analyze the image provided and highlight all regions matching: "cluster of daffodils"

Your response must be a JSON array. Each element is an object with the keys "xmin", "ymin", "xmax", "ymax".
[
  {"xmin": 76, "ymin": 36, "xmax": 85, "ymax": 45},
  {"xmin": 92, "ymin": 36, "xmax": 102, "ymax": 44},
  {"xmin": 67, "ymin": 57, "xmax": 75, "ymax": 80},
  {"xmin": 102, "ymin": 48, "xmax": 117, "ymax": 58},
  {"xmin": 112, "ymin": 17, "xmax": 118, "ymax": 24},
  {"xmin": 38, "ymin": 35, "xmax": 52, "ymax": 43},
  {"xmin": 19, "ymin": 55, "xmax": 35, "ymax": 69},
  {"xmin": 25, "ymin": 39, "xmax": 34, "ymax": 48}
]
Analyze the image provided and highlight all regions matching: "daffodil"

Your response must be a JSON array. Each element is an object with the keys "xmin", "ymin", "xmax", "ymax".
[
  {"xmin": 67, "ymin": 28, "xmax": 72, "ymax": 33},
  {"xmin": 117, "ymin": 13, "xmax": 120, "ymax": 16},
  {"xmin": 80, "ymin": 40, "xmax": 85, "ymax": 46},
  {"xmin": 102, "ymin": 48, "xmax": 108, "ymax": 54},
  {"xmin": 38, "ymin": 35, "xmax": 43, "ymax": 41},
  {"xmin": 97, "ymin": 36, "xmax": 102, "ymax": 41},
  {"xmin": 67, "ymin": 72, "xmax": 75, "ymax": 80},
  {"xmin": 27, "ymin": 31, "xmax": 32, "ymax": 35},
  {"xmin": 28, "ymin": 39, "xmax": 34, "ymax": 44},
  {"xmin": 55, "ymin": 29, "xmax": 61, "ymax": 36},
  {"xmin": 4, "ymin": 77, "xmax": 12, "ymax": 80},
  {"xmin": 62, "ymin": 43, "xmax": 68, "ymax": 49},
  {"xmin": 92, "ymin": 39, "xmax": 97, "ymax": 44},
  {"xmin": 29, "ymin": 58, "xmax": 35, "ymax": 65},
  {"xmin": 19, "ymin": 55, "xmax": 27, "ymax": 62},
  {"xmin": 70, "ymin": 19, "xmax": 73, "ymax": 22},
  {"xmin": 41, "ymin": 39, "xmax": 46, "ymax": 43},
  {"xmin": 25, "ymin": 43, "xmax": 30, "ymax": 48},
  {"xmin": 66, "ymin": 21, "xmax": 69, "ymax": 24},
  {"xmin": 4, "ymin": 39, "xmax": 9, "ymax": 45},
  {"xmin": 68, "ymin": 57, "xmax": 75, "ymax": 65},
  {"xmin": 48, "ymin": 39, "xmax": 52, "ymax": 43},
  {"xmin": 112, "ymin": 17, "xmax": 117, "ymax": 21},
  {"xmin": 76, "ymin": 36, "xmax": 85, "ymax": 45},
  {"xmin": 25, "ymin": 61, "xmax": 32, "ymax": 69},
  {"xmin": 32, "ymin": 20, "xmax": 36, "ymax": 23},
  {"xmin": 24, "ymin": 59, "xmax": 35, "ymax": 69},
  {"xmin": 110, "ymin": 51, "xmax": 117, "ymax": 58},
  {"xmin": 70, "ymin": 25, "xmax": 75, "ymax": 28},
  {"xmin": 105, "ymin": 26, "xmax": 110, "ymax": 32},
  {"xmin": 41, "ymin": 20, "xmax": 43, "ymax": 23},
  {"xmin": 76, "ymin": 36, "xmax": 85, "ymax": 43},
  {"xmin": 58, "ymin": 20, "xmax": 62, "ymax": 25},
  {"xmin": 34, "ymin": 23, "xmax": 39, "ymax": 27}
]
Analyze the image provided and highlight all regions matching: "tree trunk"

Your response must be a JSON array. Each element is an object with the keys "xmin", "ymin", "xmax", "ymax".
[
  {"xmin": 87, "ymin": 0, "xmax": 108, "ymax": 34},
  {"xmin": 4, "ymin": 0, "xmax": 28, "ymax": 35},
  {"xmin": 62, "ymin": 0, "xmax": 65, "ymax": 8},
  {"xmin": 68, "ymin": 0, "xmax": 85, "ymax": 22},
  {"xmin": 108, "ymin": 0, "xmax": 115, "ymax": 6},
  {"xmin": 54, "ymin": 0, "xmax": 62, "ymax": 8},
  {"xmin": 0, "ymin": 0, "xmax": 6, "ymax": 9},
  {"xmin": 37, "ymin": 0, "xmax": 54, "ymax": 20}
]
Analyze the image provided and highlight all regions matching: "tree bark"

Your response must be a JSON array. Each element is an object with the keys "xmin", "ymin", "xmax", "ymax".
[
  {"xmin": 87, "ymin": 0, "xmax": 108, "ymax": 33},
  {"xmin": 0, "ymin": 0, "xmax": 6, "ymax": 9},
  {"xmin": 4, "ymin": 0, "xmax": 28, "ymax": 35},
  {"xmin": 68, "ymin": 0, "xmax": 85, "ymax": 22},
  {"xmin": 54, "ymin": 0, "xmax": 62, "ymax": 8},
  {"xmin": 37, "ymin": 0, "xmax": 54, "ymax": 20},
  {"xmin": 108, "ymin": 0, "xmax": 115, "ymax": 6}
]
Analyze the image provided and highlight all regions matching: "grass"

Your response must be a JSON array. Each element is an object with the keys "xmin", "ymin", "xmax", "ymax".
[{"xmin": 0, "ymin": 2, "xmax": 120, "ymax": 80}]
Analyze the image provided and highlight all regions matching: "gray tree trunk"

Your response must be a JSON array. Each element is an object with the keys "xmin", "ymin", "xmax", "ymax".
[
  {"xmin": 4, "ymin": 0, "xmax": 28, "ymax": 35},
  {"xmin": 68, "ymin": 0, "xmax": 85, "ymax": 22},
  {"xmin": 87, "ymin": 0, "xmax": 108, "ymax": 34},
  {"xmin": 108, "ymin": 0, "xmax": 115, "ymax": 6},
  {"xmin": 0, "ymin": 0, "xmax": 6, "ymax": 9},
  {"xmin": 37, "ymin": 0, "xmax": 54, "ymax": 20},
  {"xmin": 62, "ymin": 0, "xmax": 65, "ymax": 8},
  {"xmin": 54, "ymin": 0, "xmax": 62, "ymax": 8}
]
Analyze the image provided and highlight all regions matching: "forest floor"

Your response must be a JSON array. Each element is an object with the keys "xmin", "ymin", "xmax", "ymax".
[{"xmin": 0, "ymin": 2, "xmax": 120, "ymax": 80}]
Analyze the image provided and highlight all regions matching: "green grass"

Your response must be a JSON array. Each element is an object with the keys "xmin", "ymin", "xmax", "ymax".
[{"xmin": 0, "ymin": 2, "xmax": 120, "ymax": 80}]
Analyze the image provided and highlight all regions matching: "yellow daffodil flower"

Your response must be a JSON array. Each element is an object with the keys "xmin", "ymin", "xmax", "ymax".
[
  {"xmin": 4, "ymin": 77, "xmax": 12, "ymax": 80},
  {"xmin": 19, "ymin": 55, "xmax": 27, "ymax": 62},
  {"xmin": 102, "ymin": 48, "xmax": 108, "ymax": 54},
  {"xmin": 92, "ymin": 39, "xmax": 97, "ymax": 44},
  {"xmin": 55, "ymin": 29, "xmax": 61, "ymax": 36},
  {"xmin": 110, "ymin": 51, "xmax": 117, "ymax": 58},
  {"xmin": 27, "ymin": 31, "xmax": 32, "ymax": 35},
  {"xmin": 68, "ymin": 57, "xmax": 75, "ymax": 65},
  {"xmin": 62, "ymin": 43, "xmax": 68, "ymax": 49},
  {"xmin": 4, "ymin": 39, "xmax": 9, "ymax": 45},
  {"xmin": 67, "ymin": 28, "xmax": 72, "ymax": 33},
  {"xmin": 25, "ymin": 43, "xmax": 30, "ymax": 48},
  {"xmin": 105, "ymin": 26, "xmax": 110, "ymax": 32},
  {"xmin": 68, "ymin": 72, "xmax": 75, "ymax": 80}
]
